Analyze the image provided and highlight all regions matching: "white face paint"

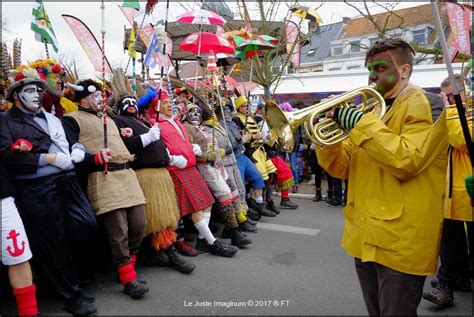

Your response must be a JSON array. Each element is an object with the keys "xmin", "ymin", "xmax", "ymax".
[
  {"xmin": 187, "ymin": 107, "xmax": 202, "ymax": 126},
  {"xmin": 18, "ymin": 84, "xmax": 42, "ymax": 111},
  {"xmin": 87, "ymin": 91, "xmax": 104, "ymax": 111}
]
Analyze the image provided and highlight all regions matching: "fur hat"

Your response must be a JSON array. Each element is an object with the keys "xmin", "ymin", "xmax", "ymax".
[
  {"xmin": 235, "ymin": 95, "xmax": 248, "ymax": 109},
  {"xmin": 6, "ymin": 65, "xmax": 48, "ymax": 102},
  {"xmin": 67, "ymin": 79, "xmax": 102, "ymax": 102},
  {"xmin": 279, "ymin": 102, "xmax": 293, "ymax": 112}
]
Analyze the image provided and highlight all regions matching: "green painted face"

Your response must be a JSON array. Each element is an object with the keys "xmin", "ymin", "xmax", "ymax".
[
  {"xmin": 46, "ymin": 72, "xmax": 62, "ymax": 92},
  {"xmin": 367, "ymin": 51, "xmax": 401, "ymax": 96}
]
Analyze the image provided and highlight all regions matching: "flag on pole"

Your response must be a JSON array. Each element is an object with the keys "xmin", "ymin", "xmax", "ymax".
[
  {"xmin": 143, "ymin": 32, "xmax": 160, "ymax": 68},
  {"xmin": 31, "ymin": 0, "xmax": 59, "ymax": 52},
  {"xmin": 128, "ymin": 23, "xmax": 137, "ymax": 59},
  {"xmin": 122, "ymin": 0, "xmax": 141, "ymax": 10}
]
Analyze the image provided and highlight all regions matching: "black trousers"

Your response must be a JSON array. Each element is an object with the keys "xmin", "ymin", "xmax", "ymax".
[
  {"xmin": 13, "ymin": 171, "xmax": 97, "ymax": 300},
  {"xmin": 438, "ymin": 219, "xmax": 474, "ymax": 285},
  {"xmin": 354, "ymin": 258, "xmax": 426, "ymax": 316}
]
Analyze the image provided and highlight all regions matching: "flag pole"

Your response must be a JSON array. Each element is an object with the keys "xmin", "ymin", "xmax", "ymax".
[
  {"xmin": 431, "ymin": 1, "xmax": 473, "ymax": 165},
  {"xmin": 44, "ymin": 42, "xmax": 50, "ymax": 58},
  {"xmin": 101, "ymin": 0, "xmax": 108, "ymax": 174},
  {"xmin": 155, "ymin": 0, "xmax": 170, "ymax": 125}
]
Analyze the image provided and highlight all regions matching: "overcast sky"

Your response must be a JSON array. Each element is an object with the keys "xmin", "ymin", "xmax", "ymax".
[{"xmin": 1, "ymin": 1, "xmax": 428, "ymax": 78}]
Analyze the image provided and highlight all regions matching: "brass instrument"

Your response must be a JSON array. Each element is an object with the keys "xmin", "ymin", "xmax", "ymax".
[{"xmin": 265, "ymin": 86, "xmax": 386, "ymax": 152}]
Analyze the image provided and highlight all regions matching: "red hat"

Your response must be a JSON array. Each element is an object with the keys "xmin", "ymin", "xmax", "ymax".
[{"xmin": 157, "ymin": 89, "xmax": 169, "ymax": 101}]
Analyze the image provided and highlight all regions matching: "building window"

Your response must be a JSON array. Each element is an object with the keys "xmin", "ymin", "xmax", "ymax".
[
  {"xmin": 412, "ymin": 29, "xmax": 426, "ymax": 44},
  {"xmin": 350, "ymin": 43, "xmax": 360, "ymax": 54},
  {"xmin": 333, "ymin": 46, "xmax": 343, "ymax": 56},
  {"xmin": 307, "ymin": 48, "xmax": 316, "ymax": 56},
  {"xmin": 369, "ymin": 38, "xmax": 379, "ymax": 47},
  {"xmin": 347, "ymin": 65, "xmax": 361, "ymax": 70},
  {"xmin": 329, "ymin": 67, "xmax": 341, "ymax": 71}
]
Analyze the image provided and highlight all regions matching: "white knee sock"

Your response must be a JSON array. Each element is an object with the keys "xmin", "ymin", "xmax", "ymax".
[
  {"xmin": 198, "ymin": 212, "xmax": 212, "ymax": 239},
  {"xmin": 194, "ymin": 219, "xmax": 216, "ymax": 245}
]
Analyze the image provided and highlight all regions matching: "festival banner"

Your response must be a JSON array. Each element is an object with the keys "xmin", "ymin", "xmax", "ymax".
[
  {"xmin": 285, "ymin": 21, "xmax": 300, "ymax": 68},
  {"xmin": 445, "ymin": 1, "xmax": 471, "ymax": 61},
  {"xmin": 31, "ymin": 0, "xmax": 59, "ymax": 52},
  {"xmin": 118, "ymin": 5, "xmax": 154, "ymax": 49},
  {"xmin": 62, "ymin": 15, "xmax": 112, "ymax": 74}
]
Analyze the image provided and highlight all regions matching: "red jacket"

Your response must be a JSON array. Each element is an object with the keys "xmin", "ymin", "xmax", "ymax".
[{"xmin": 158, "ymin": 116, "xmax": 196, "ymax": 170}]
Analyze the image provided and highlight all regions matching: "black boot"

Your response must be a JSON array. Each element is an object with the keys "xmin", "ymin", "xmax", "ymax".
[
  {"xmin": 166, "ymin": 246, "xmax": 196, "ymax": 274},
  {"xmin": 255, "ymin": 202, "xmax": 276, "ymax": 217},
  {"xmin": 246, "ymin": 217, "xmax": 257, "ymax": 226},
  {"xmin": 266, "ymin": 200, "xmax": 280, "ymax": 214},
  {"xmin": 222, "ymin": 228, "xmax": 253, "ymax": 247},
  {"xmin": 230, "ymin": 229, "xmax": 252, "ymax": 248},
  {"xmin": 280, "ymin": 198, "xmax": 298, "ymax": 209},
  {"xmin": 313, "ymin": 190, "xmax": 322, "ymax": 202},
  {"xmin": 64, "ymin": 296, "xmax": 97, "ymax": 315},
  {"xmin": 208, "ymin": 240, "xmax": 238, "ymax": 257},
  {"xmin": 144, "ymin": 249, "xmax": 171, "ymax": 267},
  {"xmin": 123, "ymin": 280, "xmax": 149, "ymax": 299},
  {"xmin": 247, "ymin": 208, "xmax": 262, "ymax": 221},
  {"xmin": 239, "ymin": 220, "xmax": 258, "ymax": 233}
]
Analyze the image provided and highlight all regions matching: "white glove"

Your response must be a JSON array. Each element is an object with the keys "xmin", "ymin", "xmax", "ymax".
[
  {"xmin": 70, "ymin": 143, "xmax": 85, "ymax": 163},
  {"xmin": 52, "ymin": 152, "xmax": 73, "ymax": 170},
  {"xmin": 192, "ymin": 143, "xmax": 202, "ymax": 156},
  {"xmin": 170, "ymin": 155, "xmax": 187, "ymax": 169},
  {"xmin": 140, "ymin": 125, "xmax": 161, "ymax": 147}
]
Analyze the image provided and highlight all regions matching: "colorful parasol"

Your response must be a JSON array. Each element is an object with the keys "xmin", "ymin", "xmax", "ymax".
[
  {"xmin": 290, "ymin": 6, "xmax": 322, "ymax": 24},
  {"xmin": 179, "ymin": 32, "xmax": 235, "ymax": 55},
  {"xmin": 176, "ymin": 9, "xmax": 226, "ymax": 25}
]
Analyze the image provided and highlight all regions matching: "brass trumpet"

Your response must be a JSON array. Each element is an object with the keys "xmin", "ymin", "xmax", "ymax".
[{"xmin": 265, "ymin": 86, "xmax": 386, "ymax": 152}]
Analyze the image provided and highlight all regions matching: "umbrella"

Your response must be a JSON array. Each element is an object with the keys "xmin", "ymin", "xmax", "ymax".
[
  {"xmin": 176, "ymin": 9, "xmax": 226, "ymax": 25},
  {"xmin": 236, "ymin": 37, "xmax": 275, "ymax": 100},
  {"xmin": 290, "ymin": 6, "xmax": 322, "ymax": 24},
  {"xmin": 215, "ymin": 53, "xmax": 241, "ymax": 67},
  {"xmin": 236, "ymin": 38, "xmax": 275, "ymax": 59},
  {"xmin": 179, "ymin": 32, "xmax": 235, "ymax": 55}
]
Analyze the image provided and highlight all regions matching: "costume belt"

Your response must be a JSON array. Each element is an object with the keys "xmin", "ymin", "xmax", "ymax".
[{"xmin": 107, "ymin": 162, "xmax": 130, "ymax": 172}]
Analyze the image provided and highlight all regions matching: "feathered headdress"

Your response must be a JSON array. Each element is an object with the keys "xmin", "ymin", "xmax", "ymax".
[{"xmin": 109, "ymin": 68, "xmax": 133, "ymax": 104}]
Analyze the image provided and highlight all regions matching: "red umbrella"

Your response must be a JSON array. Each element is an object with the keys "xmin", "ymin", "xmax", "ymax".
[
  {"xmin": 176, "ymin": 9, "xmax": 226, "ymax": 25},
  {"xmin": 179, "ymin": 32, "xmax": 235, "ymax": 55}
]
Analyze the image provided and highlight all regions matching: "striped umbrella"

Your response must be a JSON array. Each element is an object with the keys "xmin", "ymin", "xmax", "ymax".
[
  {"xmin": 176, "ymin": 9, "xmax": 226, "ymax": 25},
  {"xmin": 290, "ymin": 6, "xmax": 322, "ymax": 24}
]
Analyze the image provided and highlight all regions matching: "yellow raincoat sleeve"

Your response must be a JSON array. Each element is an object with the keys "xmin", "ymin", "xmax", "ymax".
[
  {"xmin": 446, "ymin": 107, "xmax": 472, "ymax": 152},
  {"xmin": 315, "ymin": 141, "xmax": 353, "ymax": 180},
  {"xmin": 347, "ymin": 92, "xmax": 447, "ymax": 182},
  {"xmin": 60, "ymin": 97, "xmax": 78, "ymax": 113}
]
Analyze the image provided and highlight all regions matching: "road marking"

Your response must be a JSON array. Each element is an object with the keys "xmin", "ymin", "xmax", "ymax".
[{"xmin": 256, "ymin": 223, "xmax": 320, "ymax": 236}]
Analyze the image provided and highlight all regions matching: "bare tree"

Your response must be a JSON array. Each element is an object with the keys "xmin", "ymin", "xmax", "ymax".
[{"xmin": 230, "ymin": 0, "xmax": 315, "ymax": 99}]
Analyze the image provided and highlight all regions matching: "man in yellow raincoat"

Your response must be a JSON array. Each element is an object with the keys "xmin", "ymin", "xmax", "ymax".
[
  {"xmin": 316, "ymin": 38, "xmax": 449, "ymax": 315},
  {"xmin": 423, "ymin": 75, "xmax": 473, "ymax": 307}
]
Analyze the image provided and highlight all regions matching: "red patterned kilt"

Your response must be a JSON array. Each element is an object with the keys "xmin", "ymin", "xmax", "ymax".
[{"xmin": 169, "ymin": 167, "xmax": 215, "ymax": 216}]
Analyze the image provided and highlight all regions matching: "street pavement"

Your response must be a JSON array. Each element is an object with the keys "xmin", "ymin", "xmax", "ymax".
[{"xmin": 1, "ymin": 196, "xmax": 472, "ymax": 315}]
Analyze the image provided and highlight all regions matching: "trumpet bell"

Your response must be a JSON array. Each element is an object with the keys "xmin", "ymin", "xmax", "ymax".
[{"xmin": 265, "ymin": 86, "xmax": 386, "ymax": 152}]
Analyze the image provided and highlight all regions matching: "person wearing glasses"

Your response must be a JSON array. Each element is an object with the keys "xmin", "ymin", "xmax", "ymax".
[{"xmin": 423, "ymin": 74, "xmax": 473, "ymax": 307}]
